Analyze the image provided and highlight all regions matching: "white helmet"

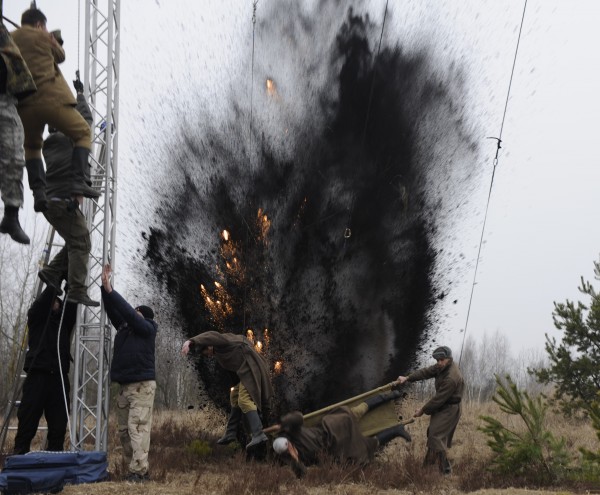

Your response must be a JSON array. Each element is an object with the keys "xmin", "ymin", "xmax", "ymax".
[{"xmin": 272, "ymin": 437, "xmax": 289, "ymax": 454}]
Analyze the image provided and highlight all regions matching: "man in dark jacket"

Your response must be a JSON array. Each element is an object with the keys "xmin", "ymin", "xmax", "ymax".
[
  {"xmin": 101, "ymin": 263, "xmax": 157, "ymax": 483},
  {"xmin": 181, "ymin": 331, "xmax": 273, "ymax": 450},
  {"xmin": 271, "ymin": 392, "xmax": 412, "ymax": 478},
  {"xmin": 11, "ymin": 8, "xmax": 99, "ymax": 213},
  {"xmin": 0, "ymin": 22, "xmax": 36, "ymax": 244},
  {"xmin": 13, "ymin": 287, "xmax": 77, "ymax": 454},
  {"xmin": 37, "ymin": 80, "xmax": 98, "ymax": 307},
  {"xmin": 396, "ymin": 346, "xmax": 464, "ymax": 474}
]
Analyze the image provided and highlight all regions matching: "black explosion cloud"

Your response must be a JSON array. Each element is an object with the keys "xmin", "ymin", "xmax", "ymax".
[{"xmin": 143, "ymin": 3, "xmax": 478, "ymax": 416}]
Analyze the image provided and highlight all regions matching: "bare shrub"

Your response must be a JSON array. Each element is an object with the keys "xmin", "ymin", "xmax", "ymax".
[{"xmin": 0, "ymin": 224, "xmax": 44, "ymax": 412}]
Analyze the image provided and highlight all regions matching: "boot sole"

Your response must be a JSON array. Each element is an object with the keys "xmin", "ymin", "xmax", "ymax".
[
  {"xmin": 67, "ymin": 297, "xmax": 100, "ymax": 307},
  {"xmin": 0, "ymin": 227, "xmax": 30, "ymax": 244}
]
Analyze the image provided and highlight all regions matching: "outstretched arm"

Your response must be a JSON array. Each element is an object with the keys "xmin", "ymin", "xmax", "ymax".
[
  {"xmin": 101, "ymin": 263, "xmax": 125, "ymax": 328},
  {"xmin": 181, "ymin": 340, "xmax": 192, "ymax": 356}
]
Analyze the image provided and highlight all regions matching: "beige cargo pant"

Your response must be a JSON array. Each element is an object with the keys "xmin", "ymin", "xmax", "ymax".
[
  {"xmin": 116, "ymin": 380, "xmax": 156, "ymax": 475},
  {"xmin": 229, "ymin": 383, "xmax": 257, "ymax": 413}
]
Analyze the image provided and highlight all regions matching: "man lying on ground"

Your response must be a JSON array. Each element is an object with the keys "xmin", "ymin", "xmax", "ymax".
[{"xmin": 271, "ymin": 390, "xmax": 411, "ymax": 477}]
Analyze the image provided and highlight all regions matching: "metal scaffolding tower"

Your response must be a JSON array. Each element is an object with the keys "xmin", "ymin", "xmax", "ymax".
[{"xmin": 69, "ymin": 0, "xmax": 120, "ymax": 452}]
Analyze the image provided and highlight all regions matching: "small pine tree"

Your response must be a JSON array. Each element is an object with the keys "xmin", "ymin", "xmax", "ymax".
[
  {"xmin": 580, "ymin": 395, "xmax": 600, "ymax": 464},
  {"xmin": 531, "ymin": 258, "xmax": 600, "ymax": 415},
  {"xmin": 479, "ymin": 374, "xmax": 569, "ymax": 483}
]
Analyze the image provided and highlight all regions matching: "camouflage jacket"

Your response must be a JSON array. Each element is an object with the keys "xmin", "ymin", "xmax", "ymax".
[{"xmin": 0, "ymin": 23, "xmax": 36, "ymax": 100}]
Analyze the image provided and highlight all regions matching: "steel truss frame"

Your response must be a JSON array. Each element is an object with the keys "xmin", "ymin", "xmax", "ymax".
[{"xmin": 69, "ymin": 0, "xmax": 120, "ymax": 452}]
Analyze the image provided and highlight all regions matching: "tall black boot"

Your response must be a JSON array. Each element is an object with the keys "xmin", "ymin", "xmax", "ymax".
[
  {"xmin": 217, "ymin": 407, "xmax": 242, "ymax": 445},
  {"xmin": 244, "ymin": 410, "xmax": 268, "ymax": 450},
  {"xmin": 71, "ymin": 147, "xmax": 100, "ymax": 199},
  {"xmin": 364, "ymin": 389, "xmax": 403, "ymax": 412},
  {"xmin": 438, "ymin": 451, "xmax": 452, "ymax": 474},
  {"xmin": 424, "ymin": 448, "xmax": 437, "ymax": 467},
  {"xmin": 0, "ymin": 206, "xmax": 30, "ymax": 244},
  {"xmin": 25, "ymin": 158, "xmax": 47, "ymax": 212},
  {"xmin": 375, "ymin": 423, "xmax": 412, "ymax": 446}
]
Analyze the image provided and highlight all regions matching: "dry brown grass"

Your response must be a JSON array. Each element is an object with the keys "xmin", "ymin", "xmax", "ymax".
[{"xmin": 3, "ymin": 400, "xmax": 599, "ymax": 494}]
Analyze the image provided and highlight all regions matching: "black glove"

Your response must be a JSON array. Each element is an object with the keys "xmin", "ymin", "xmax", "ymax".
[
  {"xmin": 67, "ymin": 199, "xmax": 79, "ymax": 212},
  {"xmin": 290, "ymin": 459, "xmax": 307, "ymax": 478},
  {"xmin": 73, "ymin": 79, "xmax": 84, "ymax": 94}
]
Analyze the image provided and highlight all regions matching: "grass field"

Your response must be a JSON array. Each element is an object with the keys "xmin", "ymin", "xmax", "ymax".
[{"xmin": 3, "ymin": 397, "xmax": 599, "ymax": 494}]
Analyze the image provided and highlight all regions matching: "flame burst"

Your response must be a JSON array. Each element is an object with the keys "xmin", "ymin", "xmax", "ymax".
[{"xmin": 266, "ymin": 78, "xmax": 277, "ymax": 97}]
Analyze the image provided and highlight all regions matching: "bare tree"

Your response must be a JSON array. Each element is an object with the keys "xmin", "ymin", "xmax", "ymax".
[
  {"xmin": 458, "ymin": 330, "xmax": 551, "ymax": 403},
  {"xmin": 512, "ymin": 347, "xmax": 549, "ymax": 395},
  {"xmin": 458, "ymin": 335, "xmax": 478, "ymax": 402},
  {"xmin": 0, "ymin": 223, "xmax": 45, "ymax": 411},
  {"xmin": 153, "ymin": 323, "xmax": 201, "ymax": 409}
]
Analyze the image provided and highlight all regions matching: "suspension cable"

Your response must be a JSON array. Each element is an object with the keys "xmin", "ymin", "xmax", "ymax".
[
  {"xmin": 248, "ymin": 0, "xmax": 258, "ymax": 166},
  {"xmin": 242, "ymin": 1, "xmax": 258, "ymax": 334},
  {"xmin": 343, "ymin": 0, "xmax": 389, "ymax": 249},
  {"xmin": 459, "ymin": 0, "xmax": 528, "ymax": 365},
  {"xmin": 361, "ymin": 0, "xmax": 389, "ymax": 146}
]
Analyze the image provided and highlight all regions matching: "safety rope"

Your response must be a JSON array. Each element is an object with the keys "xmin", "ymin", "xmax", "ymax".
[
  {"xmin": 56, "ymin": 289, "xmax": 74, "ymax": 451},
  {"xmin": 458, "ymin": 0, "xmax": 528, "ymax": 365},
  {"xmin": 77, "ymin": 0, "xmax": 81, "ymax": 76},
  {"xmin": 343, "ymin": 0, "xmax": 389, "ymax": 249}
]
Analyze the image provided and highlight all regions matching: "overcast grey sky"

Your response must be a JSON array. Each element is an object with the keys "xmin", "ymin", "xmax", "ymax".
[{"xmin": 5, "ymin": 0, "xmax": 600, "ymax": 357}]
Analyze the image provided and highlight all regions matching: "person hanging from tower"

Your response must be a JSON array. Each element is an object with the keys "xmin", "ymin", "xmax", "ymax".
[
  {"xmin": 37, "ymin": 72, "xmax": 98, "ymax": 306},
  {"xmin": 10, "ymin": 7, "xmax": 99, "ymax": 216},
  {"xmin": 0, "ymin": 21, "xmax": 36, "ymax": 244}
]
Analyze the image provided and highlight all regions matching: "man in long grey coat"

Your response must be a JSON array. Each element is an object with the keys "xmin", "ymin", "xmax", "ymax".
[
  {"xmin": 181, "ymin": 331, "xmax": 273, "ymax": 450},
  {"xmin": 396, "ymin": 346, "xmax": 464, "ymax": 474}
]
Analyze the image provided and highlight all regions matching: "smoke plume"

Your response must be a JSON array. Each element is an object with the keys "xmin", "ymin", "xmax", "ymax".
[{"xmin": 143, "ymin": 1, "xmax": 477, "ymax": 414}]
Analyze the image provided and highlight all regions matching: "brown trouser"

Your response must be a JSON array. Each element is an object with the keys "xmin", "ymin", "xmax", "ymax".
[{"xmin": 17, "ymin": 103, "xmax": 90, "ymax": 159}]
